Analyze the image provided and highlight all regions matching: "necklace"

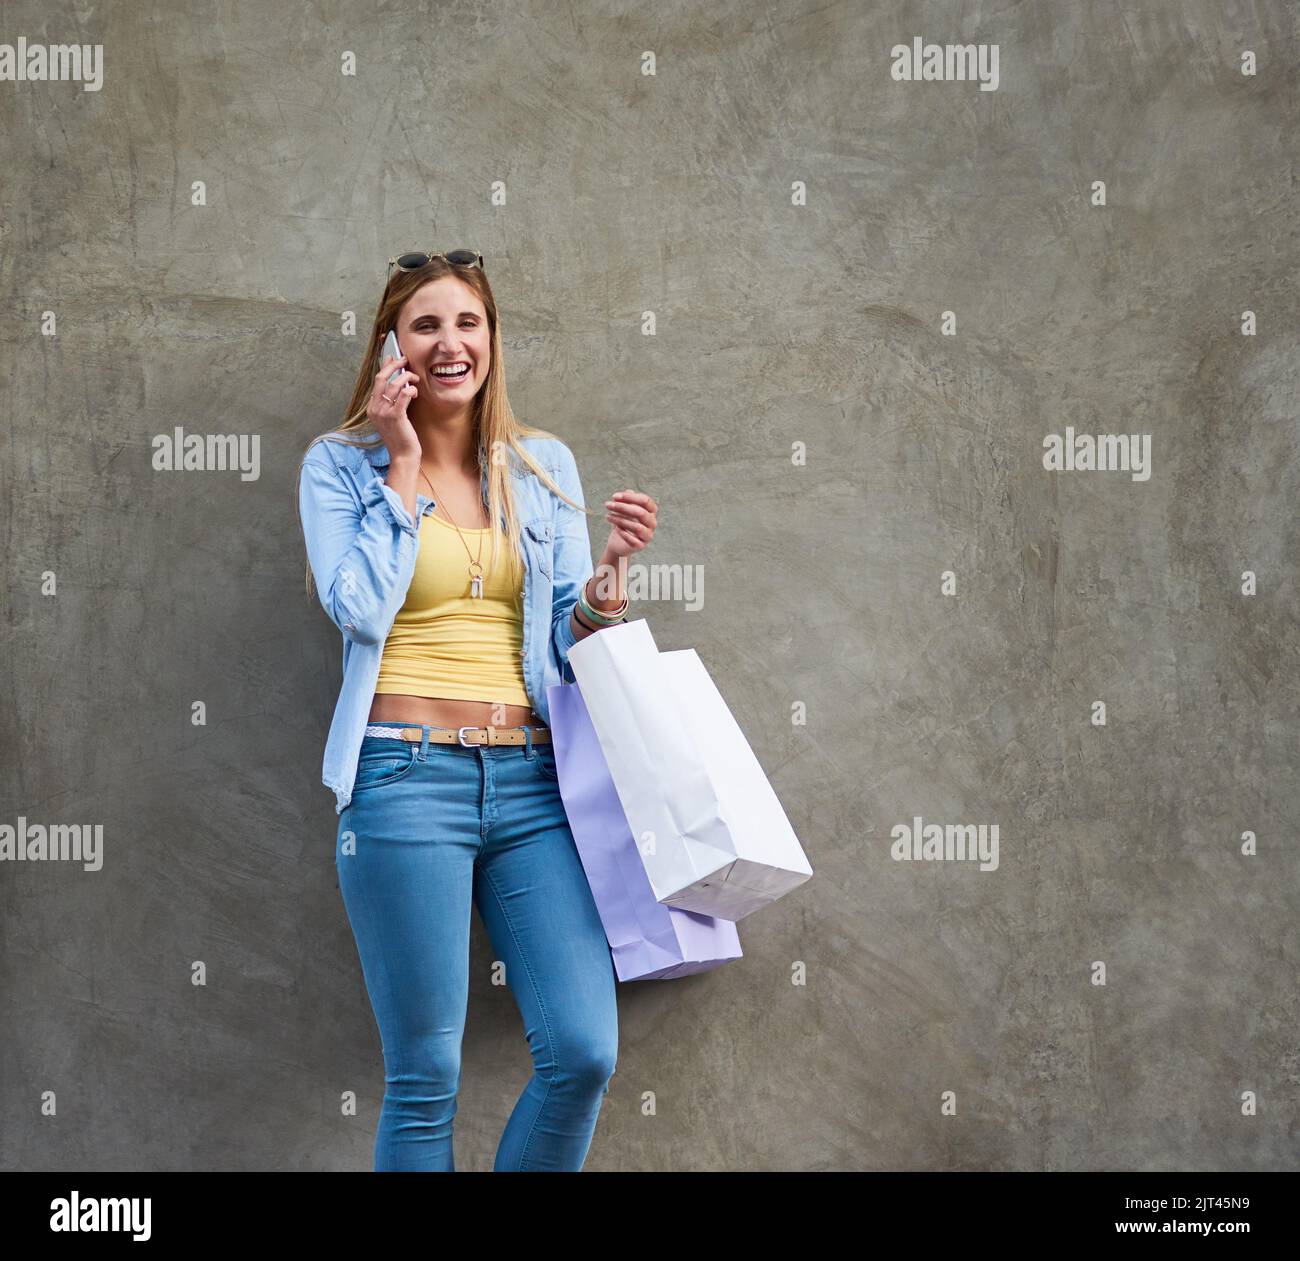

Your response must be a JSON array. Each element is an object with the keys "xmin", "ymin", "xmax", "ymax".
[{"xmin": 419, "ymin": 466, "xmax": 487, "ymax": 598}]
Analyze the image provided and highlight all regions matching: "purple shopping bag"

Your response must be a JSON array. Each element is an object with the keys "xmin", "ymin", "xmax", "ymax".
[{"xmin": 547, "ymin": 680, "xmax": 742, "ymax": 981}]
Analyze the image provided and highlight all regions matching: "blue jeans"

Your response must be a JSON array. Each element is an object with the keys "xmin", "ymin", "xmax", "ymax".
[{"xmin": 334, "ymin": 724, "xmax": 619, "ymax": 1171}]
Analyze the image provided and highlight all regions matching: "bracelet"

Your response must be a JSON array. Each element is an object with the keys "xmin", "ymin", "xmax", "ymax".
[
  {"xmin": 576, "ymin": 596, "xmax": 625, "ymax": 628},
  {"xmin": 577, "ymin": 586, "xmax": 629, "ymax": 627}
]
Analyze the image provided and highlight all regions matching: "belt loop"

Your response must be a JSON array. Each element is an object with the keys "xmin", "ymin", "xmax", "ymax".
[
  {"xmin": 524, "ymin": 725, "xmax": 534, "ymax": 759},
  {"xmin": 419, "ymin": 725, "xmax": 431, "ymax": 761}
]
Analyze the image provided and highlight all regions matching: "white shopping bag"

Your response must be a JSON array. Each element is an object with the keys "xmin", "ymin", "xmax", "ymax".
[{"xmin": 567, "ymin": 618, "xmax": 812, "ymax": 920}]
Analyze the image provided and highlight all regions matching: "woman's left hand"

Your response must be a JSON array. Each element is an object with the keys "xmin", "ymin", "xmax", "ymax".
[{"xmin": 601, "ymin": 490, "xmax": 658, "ymax": 559}]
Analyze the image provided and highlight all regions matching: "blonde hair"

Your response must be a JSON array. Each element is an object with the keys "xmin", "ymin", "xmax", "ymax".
[{"xmin": 298, "ymin": 256, "xmax": 597, "ymax": 601}]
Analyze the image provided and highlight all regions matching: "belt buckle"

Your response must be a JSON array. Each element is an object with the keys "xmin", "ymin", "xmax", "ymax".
[{"xmin": 457, "ymin": 725, "xmax": 477, "ymax": 747}]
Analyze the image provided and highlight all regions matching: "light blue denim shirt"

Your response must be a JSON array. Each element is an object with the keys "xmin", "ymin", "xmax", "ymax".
[{"xmin": 298, "ymin": 431, "xmax": 621, "ymax": 814}]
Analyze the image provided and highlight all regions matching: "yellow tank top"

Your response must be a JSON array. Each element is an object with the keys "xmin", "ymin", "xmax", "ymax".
[{"xmin": 373, "ymin": 511, "xmax": 530, "ymax": 707}]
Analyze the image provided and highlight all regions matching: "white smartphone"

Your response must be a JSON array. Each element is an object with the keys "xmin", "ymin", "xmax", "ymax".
[{"xmin": 380, "ymin": 329, "xmax": 405, "ymax": 387}]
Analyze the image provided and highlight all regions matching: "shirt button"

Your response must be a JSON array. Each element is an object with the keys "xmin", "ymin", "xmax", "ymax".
[{"xmin": 344, "ymin": 621, "xmax": 356, "ymax": 632}]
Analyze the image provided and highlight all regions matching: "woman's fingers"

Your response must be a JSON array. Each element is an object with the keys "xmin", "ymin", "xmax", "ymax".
[
  {"xmin": 606, "ymin": 509, "xmax": 652, "ymax": 535},
  {"xmin": 604, "ymin": 490, "xmax": 657, "ymax": 550},
  {"xmin": 607, "ymin": 511, "xmax": 652, "ymax": 540},
  {"xmin": 606, "ymin": 490, "xmax": 656, "ymax": 511},
  {"xmin": 374, "ymin": 367, "xmax": 416, "ymax": 403},
  {"xmin": 376, "ymin": 353, "xmax": 408, "ymax": 383},
  {"xmin": 604, "ymin": 499, "xmax": 655, "ymax": 525}
]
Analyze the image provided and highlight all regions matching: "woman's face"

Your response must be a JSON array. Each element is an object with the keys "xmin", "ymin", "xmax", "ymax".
[{"xmin": 395, "ymin": 275, "xmax": 491, "ymax": 410}]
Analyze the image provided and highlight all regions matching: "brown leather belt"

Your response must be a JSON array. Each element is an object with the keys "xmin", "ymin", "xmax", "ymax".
[{"xmin": 363, "ymin": 723, "xmax": 552, "ymax": 747}]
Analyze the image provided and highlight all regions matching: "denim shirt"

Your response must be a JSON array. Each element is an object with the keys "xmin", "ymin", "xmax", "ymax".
[{"xmin": 298, "ymin": 432, "xmax": 621, "ymax": 814}]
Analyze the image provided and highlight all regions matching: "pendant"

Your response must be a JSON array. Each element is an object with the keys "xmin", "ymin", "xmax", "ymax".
[{"xmin": 469, "ymin": 561, "xmax": 484, "ymax": 599}]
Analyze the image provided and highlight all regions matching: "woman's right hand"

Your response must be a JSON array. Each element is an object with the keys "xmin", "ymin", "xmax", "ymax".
[{"xmin": 368, "ymin": 354, "xmax": 422, "ymax": 460}]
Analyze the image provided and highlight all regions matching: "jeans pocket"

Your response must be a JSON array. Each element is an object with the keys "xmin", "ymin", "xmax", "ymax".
[
  {"xmin": 352, "ymin": 743, "xmax": 418, "ymax": 793},
  {"xmin": 531, "ymin": 745, "xmax": 560, "ymax": 781}
]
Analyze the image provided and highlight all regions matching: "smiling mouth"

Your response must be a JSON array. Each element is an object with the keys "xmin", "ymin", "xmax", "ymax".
[{"xmin": 431, "ymin": 363, "xmax": 471, "ymax": 383}]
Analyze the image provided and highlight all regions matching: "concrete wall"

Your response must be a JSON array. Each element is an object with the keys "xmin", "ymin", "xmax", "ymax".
[{"xmin": 1, "ymin": 0, "xmax": 1296, "ymax": 1171}]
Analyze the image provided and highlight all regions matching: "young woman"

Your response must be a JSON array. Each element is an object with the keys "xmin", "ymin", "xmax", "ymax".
[{"xmin": 297, "ymin": 250, "xmax": 658, "ymax": 1172}]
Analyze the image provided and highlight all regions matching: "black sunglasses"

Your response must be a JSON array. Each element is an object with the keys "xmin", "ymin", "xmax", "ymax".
[{"xmin": 386, "ymin": 249, "xmax": 484, "ymax": 281}]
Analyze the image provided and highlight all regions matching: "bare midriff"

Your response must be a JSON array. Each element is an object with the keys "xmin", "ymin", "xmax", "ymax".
[
  {"xmin": 370, "ymin": 466, "xmax": 545, "ymax": 731},
  {"xmin": 367, "ymin": 694, "xmax": 544, "ymax": 730}
]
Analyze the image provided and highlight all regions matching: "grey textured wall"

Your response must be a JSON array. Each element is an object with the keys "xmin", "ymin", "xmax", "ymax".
[{"xmin": 2, "ymin": 0, "xmax": 1297, "ymax": 1172}]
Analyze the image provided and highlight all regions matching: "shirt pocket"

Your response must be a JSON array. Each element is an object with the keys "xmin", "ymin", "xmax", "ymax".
[{"xmin": 523, "ymin": 518, "xmax": 554, "ymax": 579}]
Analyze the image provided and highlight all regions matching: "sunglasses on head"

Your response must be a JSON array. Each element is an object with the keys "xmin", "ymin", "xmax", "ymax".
[{"xmin": 386, "ymin": 249, "xmax": 484, "ymax": 281}]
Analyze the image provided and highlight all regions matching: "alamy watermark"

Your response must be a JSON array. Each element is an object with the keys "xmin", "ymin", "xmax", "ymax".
[
  {"xmin": 152, "ymin": 426, "xmax": 261, "ymax": 480},
  {"xmin": 592, "ymin": 560, "xmax": 703, "ymax": 610},
  {"xmin": 50, "ymin": 1192, "xmax": 149, "ymax": 1240},
  {"xmin": 0, "ymin": 38, "xmax": 103, "ymax": 91},
  {"xmin": 890, "ymin": 38, "xmax": 1000, "ymax": 92},
  {"xmin": 1043, "ymin": 426, "xmax": 1152, "ymax": 481},
  {"xmin": 891, "ymin": 816, "xmax": 999, "ymax": 872},
  {"xmin": 1, "ymin": 818, "xmax": 103, "ymax": 871}
]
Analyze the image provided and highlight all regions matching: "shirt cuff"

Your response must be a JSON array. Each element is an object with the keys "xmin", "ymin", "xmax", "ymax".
[{"xmin": 556, "ymin": 601, "xmax": 580, "ymax": 658}]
